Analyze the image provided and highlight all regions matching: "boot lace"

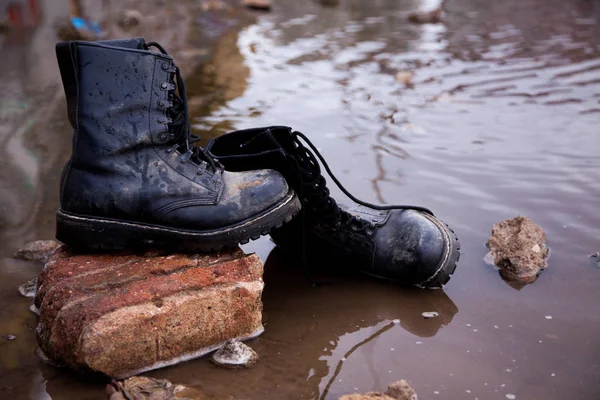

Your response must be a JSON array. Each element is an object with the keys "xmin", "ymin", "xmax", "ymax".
[
  {"xmin": 288, "ymin": 130, "xmax": 433, "ymax": 234},
  {"xmin": 148, "ymin": 42, "xmax": 221, "ymax": 173}
]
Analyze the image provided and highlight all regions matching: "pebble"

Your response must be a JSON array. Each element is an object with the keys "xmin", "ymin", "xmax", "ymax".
[
  {"xmin": 18, "ymin": 278, "xmax": 37, "ymax": 298},
  {"xmin": 13, "ymin": 240, "xmax": 60, "ymax": 263},
  {"xmin": 6, "ymin": 335, "xmax": 16, "ymax": 341},
  {"xmin": 422, "ymin": 311, "xmax": 439, "ymax": 319},
  {"xmin": 211, "ymin": 339, "xmax": 258, "ymax": 369},
  {"xmin": 395, "ymin": 71, "xmax": 413, "ymax": 85},
  {"xmin": 117, "ymin": 10, "xmax": 144, "ymax": 31}
]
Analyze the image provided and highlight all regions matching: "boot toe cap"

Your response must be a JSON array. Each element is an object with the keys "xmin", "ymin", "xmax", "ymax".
[{"xmin": 372, "ymin": 210, "xmax": 454, "ymax": 286}]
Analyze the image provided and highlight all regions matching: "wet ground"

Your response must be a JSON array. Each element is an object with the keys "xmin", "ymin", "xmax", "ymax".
[{"xmin": 1, "ymin": 0, "xmax": 600, "ymax": 399}]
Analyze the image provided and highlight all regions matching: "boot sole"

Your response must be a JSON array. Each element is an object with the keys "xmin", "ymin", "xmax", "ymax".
[{"xmin": 56, "ymin": 191, "xmax": 301, "ymax": 252}]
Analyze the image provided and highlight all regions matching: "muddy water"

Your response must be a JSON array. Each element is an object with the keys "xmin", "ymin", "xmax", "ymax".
[{"xmin": 1, "ymin": 0, "xmax": 600, "ymax": 399}]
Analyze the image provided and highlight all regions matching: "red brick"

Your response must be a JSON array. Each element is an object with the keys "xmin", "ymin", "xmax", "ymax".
[{"xmin": 35, "ymin": 246, "xmax": 264, "ymax": 378}]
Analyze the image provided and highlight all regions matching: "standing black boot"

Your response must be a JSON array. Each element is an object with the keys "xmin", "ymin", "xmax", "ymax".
[
  {"xmin": 205, "ymin": 126, "xmax": 460, "ymax": 288},
  {"xmin": 55, "ymin": 40, "xmax": 300, "ymax": 252}
]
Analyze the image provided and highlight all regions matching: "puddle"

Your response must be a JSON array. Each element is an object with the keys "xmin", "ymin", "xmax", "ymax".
[{"xmin": 1, "ymin": 0, "xmax": 600, "ymax": 398}]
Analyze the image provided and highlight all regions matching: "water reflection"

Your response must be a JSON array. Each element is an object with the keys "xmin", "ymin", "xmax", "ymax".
[
  {"xmin": 162, "ymin": 247, "xmax": 457, "ymax": 399},
  {"xmin": 0, "ymin": 0, "xmax": 599, "ymax": 398},
  {"xmin": 184, "ymin": 0, "xmax": 600, "ymax": 398}
]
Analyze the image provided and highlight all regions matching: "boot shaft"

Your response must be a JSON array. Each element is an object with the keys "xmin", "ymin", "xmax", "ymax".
[
  {"xmin": 56, "ymin": 39, "xmax": 186, "ymax": 209},
  {"xmin": 56, "ymin": 40, "xmax": 176, "ymax": 157}
]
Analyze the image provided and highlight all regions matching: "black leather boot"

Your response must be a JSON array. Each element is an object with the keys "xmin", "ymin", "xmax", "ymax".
[
  {"xmin": 205, "ymin": 126, "xmax": 460, "ymax": 288},
  {"xmin": 55, "ymin": 40, "xmax": 300, "ymax": 252}
]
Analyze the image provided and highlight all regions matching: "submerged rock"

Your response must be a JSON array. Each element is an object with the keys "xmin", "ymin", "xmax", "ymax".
[
  {"xmin": 243, "ymin": 0, "xmax": 271, "ymax": 11},
  {"xmin": 421, "ymin": 311, "xmax": 439, "ymax": 319},
  {"xmin": 36, "ymin": 246, "xmax": 265, "ymax": 378},
  {"xmin": 13, "ymin": 240, "xmax": 60, "ymax": 263},
  {"xmin": 106, "ymin": 376, "xmax": 205, "ymax": 400},
  {"xmin": 18, "ymin": 278, "xmax": 37, "ymax": 298},
  {"xmin": 211, "ymin": 339, "xmax": 259, "ymax": 368},
  {"xmin": 590, "ymin": 252, "xmax": 600, "ymax": 266},
  {"xmin": 340, "ymin": 380, "xmax": 418, "ymax": 400},
  {"xmin": 486, "ymin": 216, "xmax": 549, "ymax": 284}
]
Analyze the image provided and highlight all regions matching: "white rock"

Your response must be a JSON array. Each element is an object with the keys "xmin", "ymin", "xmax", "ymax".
[
  {"xmin": 395, "ymin": 71, "xmax": 413, "ymax": 85},
  {"xmin": 422, "ymin": 311, "xmax": 439, "ymax": 319},
  {"xmin": 18, "ymin": 278, "xmax": 37, "ymax": 298},
  {"xmin": 211, "ymin": 339, "xmax": 258, "ymax": 369}
]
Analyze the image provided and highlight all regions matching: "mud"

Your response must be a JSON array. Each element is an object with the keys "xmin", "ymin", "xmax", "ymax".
[{"xmin": 1, "ymin": 0, "xmax": 600, "ymax": 399}]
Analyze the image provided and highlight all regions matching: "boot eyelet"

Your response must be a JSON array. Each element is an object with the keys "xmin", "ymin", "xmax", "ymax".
[
  {"xmin": 160, "ymin": 82, "xmax": 168, "ymax": 89},
  {"xmin": 158, "ymin": 133, "xmax": 168, "ymax": 142},
  {"xmin": 161, "ymin": 63, "xmax": 171, "ymax": 71}
]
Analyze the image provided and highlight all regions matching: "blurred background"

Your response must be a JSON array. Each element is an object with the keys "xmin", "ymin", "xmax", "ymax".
[{"xmin": 1, "ymin": 0, "xmax": 599, "ymax": 399}]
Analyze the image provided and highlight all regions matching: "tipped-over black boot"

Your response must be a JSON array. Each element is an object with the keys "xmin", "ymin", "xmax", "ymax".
[
  {"xmin": 205, "ymin": 126, "xmax": 460, "ymax": 288},
  {"xmin": 55, "ymin": 40, "xmax": 300, "ymax": 251}
]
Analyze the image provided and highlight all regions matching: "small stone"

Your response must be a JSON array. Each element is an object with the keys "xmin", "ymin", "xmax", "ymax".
[
  {"xmin": 18, "ymin": 278, "xmax": 37, "ymax": 298},
  {"xmin": 590, "ymin": 252, "xmax": 600, "ymax": 266},
  {"xmin": 395, "ymin": 71, "xmax": 413, "ymax": 86},
  {"xmin": 422, "ymin": 311, "xmax": 439, "ymax": 319},
  {"xmin": 386, "ymin": 380, "xmax": 419, "ymax": 400},
  {"xmin": 6, "ymin": 335, "xmax": 16, "ymax": 341},
  {"xmin": 339, "ymin": 380, "xmax": 418, "ymax": 400},
  {"xmin": 106, "ymin": 376, "xmax": 205, "ymax": 399},
  {"xmin": 13, "ymin": 240, "xmax": 60, "ymax": 263},
  {"xmin": 117, "ymin": 10, "xmax": 144, "ymax": 31},
  {"xmin": 505, "ymin": 395, "xmax": 516, "ymax": 400},
  {"xmin": 486, "ymin": 216, "xmax": 549, "ymax": 284},
  {"xmin": 243, "ymin": 0, "xmax": 271, "ymax": 11},
  {"xmin": 211, "ymin": 339, "xmax": 259, "ymax": 369},
  {"xmin": 408, "ymin": 8, "xmax": 442, "ymax": 24}
]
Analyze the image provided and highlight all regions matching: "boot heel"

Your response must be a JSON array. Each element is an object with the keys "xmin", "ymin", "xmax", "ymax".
[{"xmin": 56, "ymin": 210, "xmax": 131, "ymax": 250}]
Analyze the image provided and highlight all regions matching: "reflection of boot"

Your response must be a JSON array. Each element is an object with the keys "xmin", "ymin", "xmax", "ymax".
[
  {"xmin": 260, "ymin": 248, "xmax": 459, "ymax": 399},
  {"xmin": 54, "ymin": 40, "xmax": 300, "ymax": 251},
  {"xmin": 206, "ymin": 126, "xmax": 460, "ymax": 288}
]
